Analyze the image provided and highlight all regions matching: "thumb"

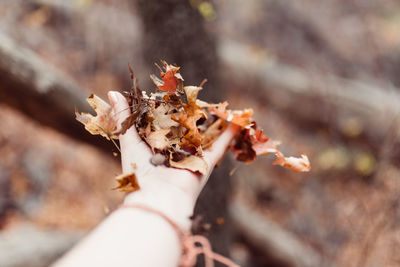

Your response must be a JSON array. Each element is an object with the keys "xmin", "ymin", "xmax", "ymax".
[
  {"xmin": 107, "ymin": 91, "xmax": 152, "ymax": 173},
  {"xmin": 203, "ymin": 123, "xmax": 240, "ymax": 168}
]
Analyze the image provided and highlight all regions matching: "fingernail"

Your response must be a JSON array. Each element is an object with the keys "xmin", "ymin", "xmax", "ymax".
[{"xmin": 108, "ymin": 91, "xmax": 118, "ymax": 106}]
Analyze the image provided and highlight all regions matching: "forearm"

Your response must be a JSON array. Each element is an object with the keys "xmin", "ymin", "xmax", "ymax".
[{"xmin": 53, "ymin": 189, "xmax": 194, "ymax": 267}]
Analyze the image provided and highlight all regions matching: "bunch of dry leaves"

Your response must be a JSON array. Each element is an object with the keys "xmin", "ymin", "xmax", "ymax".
[{"xmin": 75, "ymin": 61, "xmax": 310, "ymax": 192}]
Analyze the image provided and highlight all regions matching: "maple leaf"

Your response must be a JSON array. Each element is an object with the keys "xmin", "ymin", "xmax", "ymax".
[
  {"xmin": 75, "ymin": 94, "xmax": 118, "ymax": 140},
  {"xmin": 151, "ymin": 61, "xmax": 184, "ymax": 93},
  {"xmin": 169, "ymin": 155, "xmax": 208, "ymax": 174},
  {"xmin": 113, "ymin": 173, "xmax": 140, "ymax": 192}
]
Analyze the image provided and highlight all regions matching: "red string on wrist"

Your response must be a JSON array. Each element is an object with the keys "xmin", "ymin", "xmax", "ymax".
[{"xmin": 119, "ymin": 204, "xmax": 240, "ymax": 267}]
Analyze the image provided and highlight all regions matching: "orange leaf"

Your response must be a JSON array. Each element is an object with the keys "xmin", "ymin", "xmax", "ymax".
[
  {"xmin": 157, "ymin": 64, "xmax": 183, "ymax": 93},
  {"xmin": 173, "ymin": 109, "xmax": 206, "ymax": 147},
  {"xmin": 210, "ymin": 102, "xmax": 253, "ymax": 127},
  {"xmin": 113, "ymin": 173, "xmax": 140, "ymax": 192}
]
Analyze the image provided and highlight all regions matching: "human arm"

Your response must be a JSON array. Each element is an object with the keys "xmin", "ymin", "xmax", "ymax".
[{"xmin": 53, "ymin": 91, "xmax": 237, "ymax": 267}]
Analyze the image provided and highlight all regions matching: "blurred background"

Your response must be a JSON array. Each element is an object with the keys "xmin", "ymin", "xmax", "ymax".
[{"xmin": 1, "ymin": 0, "xmax": 400, "ymax": 266}]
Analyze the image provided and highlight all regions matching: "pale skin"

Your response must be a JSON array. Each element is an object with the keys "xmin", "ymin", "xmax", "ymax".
[{"xmin": 53, "ymin": 91, "xmax": 238, "ymax": 267}]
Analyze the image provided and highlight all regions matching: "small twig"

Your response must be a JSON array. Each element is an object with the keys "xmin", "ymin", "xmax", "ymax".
[
  {"xmin": 199, "ymin": 79, "xmax": 208, "ymax": 88},
  {"xmin": 110, "ymin": 137, "xmax": 121, "ymax": 153}
]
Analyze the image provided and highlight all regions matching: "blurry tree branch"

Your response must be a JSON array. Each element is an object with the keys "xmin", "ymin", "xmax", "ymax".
[
  {"xmin": 230, "ymin": 198, "xmax": 329, "ymax": 267},
  {"xmin": 0, "ymin": 33, "xmax": 114, "ymax": 152},
  {"xmin": 219, "ymin": 40, "xmax": 400, "ymax": 144}
]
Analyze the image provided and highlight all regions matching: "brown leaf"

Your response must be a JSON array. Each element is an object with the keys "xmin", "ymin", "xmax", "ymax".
[
  {"xmin": 118, "ymin": 112, "xmax": 137, "ymax": 135},
  {"xmin": 273, "ymin": 153, "xmax": 311, "ymax": 172},
  {"xmin": 201, "ymin": 119, "xmax": 227, "ymax": 149},
  {"xmin": 169, "ymin": 155, "xmax": 208, "ymax": 174},
  {"xmin": 231, "ymin": 128, "xmax": 256, "ymax": 163},
  {"xmin": 113, "ymin": 173, "xmax": 140, "ymax": 192},
  {"xmin": 145, "ymin": 129, "xmax": 171, "ymax": 152},
  {"xmin": 151, "ymin": 104, "xmax": 180, "ymax": 130},
  {"xmin": 118, "ymin": 66, "xmax": 149, "ymax": 135},
  {"xmin": 172, "ymin": 108, "xmax": 206, "ymax": 147},
  {"xmin": 75, "ymin": 94, "xmax": 118, "ymax": 140}
]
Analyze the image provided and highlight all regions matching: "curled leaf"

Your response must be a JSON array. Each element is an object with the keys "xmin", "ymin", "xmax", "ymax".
[
  {"xmin": 273, "ymin": 153, "xmax": 311, "ymax": 172},
  {"xmin": 231, "ymin": 127, "xmax": 310, "ymax": 173},
  {"xmin": 210, "ymin": 102, "xmax": 253, "ymax": 127},
  {"xmin": 184, "ymin": 86, "xmax": 202, "ymax": 105},
  {"xmin": 169, "ymin": 155, "xmax": 208, "ymax": 174}
]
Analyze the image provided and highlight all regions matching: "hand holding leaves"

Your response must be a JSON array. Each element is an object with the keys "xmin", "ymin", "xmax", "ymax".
[{"xmin": 75, "ymin": 62, "xmax": 310, "ymax": 194}]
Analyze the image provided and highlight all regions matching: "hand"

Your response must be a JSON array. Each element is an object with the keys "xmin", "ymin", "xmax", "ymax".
[{"xmin": 108, "ymin": 91, "xmax": 238, "ymax": 228}]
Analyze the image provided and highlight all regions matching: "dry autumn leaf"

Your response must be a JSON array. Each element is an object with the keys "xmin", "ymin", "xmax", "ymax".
[
  {"xmin": 169, "ymin": 155, "xmax": 208, "ymax": 174},
  {"xmin": 113, "ymin": 173, "xmax": 140, "ymax": 192},
  {"xmin": 145, "ymin": 128, "xmax": 171, "ymax": 152},
  {"xmin": 75, "ymin": 94, "xmax": 118, "ymax": 140},
  {"xmin": 152, "ymin": 61, "xmax": 184, "ymax": 93},
  {"xmin": 273, "ymin": 153, "xmax": 311, "ymax": 172},
  {"xmin": 76, "ymin": 60, "xmax": 311, "ymax": 184},
  {"xmin": 201, "ymin": 119, "xmax": 228, "ymax": 149},
  {"xmin": 151, "ymin": 104, "xmax": 180, "ymax": 130},
  {"xmin": 210, "ymin": 102, "xmax": 253, "ymax": 128}
]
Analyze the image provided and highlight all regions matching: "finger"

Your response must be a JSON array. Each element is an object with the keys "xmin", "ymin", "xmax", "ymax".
[
  {"xmin": 203, "ymin": 123, "xmax": 239, "ymax": 168},
  {"xmin": 108, "ymin": 91, "xmax": 152, "ymax": 173}
]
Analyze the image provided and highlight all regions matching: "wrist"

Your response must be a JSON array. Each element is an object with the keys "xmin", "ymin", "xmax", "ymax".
[{"xmin": 123, "ymin": 185, "xmax": 195, "ymax": 230}]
